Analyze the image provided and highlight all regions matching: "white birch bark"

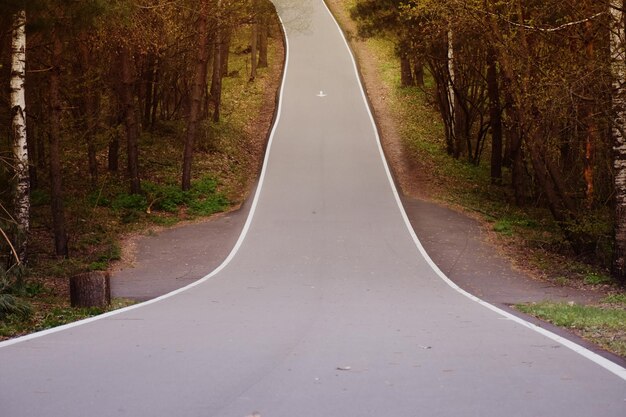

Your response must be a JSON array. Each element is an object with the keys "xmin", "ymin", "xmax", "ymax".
[
  {"xmin": 10, "ymin": 10, "xmax": 29, "ymax": 263},
  {"xmin": 447, "ymin": 28, "xmax": 456, "ymax": 143}
]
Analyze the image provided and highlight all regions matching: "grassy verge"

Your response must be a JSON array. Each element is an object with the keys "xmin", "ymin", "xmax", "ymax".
[
  {"xmin": 517, "ymin": 298, "xmax": 626, "ymax": 357},
  {"xmin": 1, "ymin": 294, "xmax": 136, "ymax": 340},
  {"xmin": 0, "ymin": 24, "xmax": 284, "ymax": 341},
  {"xmin": 328, "ymin": 0, "xmax": 625, "ymax": 356}
]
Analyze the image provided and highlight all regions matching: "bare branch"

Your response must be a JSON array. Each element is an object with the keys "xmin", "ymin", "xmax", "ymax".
[
  {"xmin": 482, "ymin": 10, "xmax": 607, "ymax": 33},
  {"xmin": 0, "ymin": 226, "xmax": 21, "ymax": 266}
]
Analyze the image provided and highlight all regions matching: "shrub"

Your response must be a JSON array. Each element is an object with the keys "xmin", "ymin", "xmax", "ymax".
[
  {"xmin": 112, "ymin": 193, "xmax": 148, "ymax": 212},
  {"xmin": 0, "ymin": 268, "xmax": 32, "ymax": 321},
  {"xmin": 143, "ymin": 182, "xmax": 186, "ymax": 213}
]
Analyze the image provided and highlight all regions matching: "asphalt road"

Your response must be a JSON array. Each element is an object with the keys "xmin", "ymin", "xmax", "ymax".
[{"xmin": 1, "ymin": 1, "xmax": 625, "ymax": 416}]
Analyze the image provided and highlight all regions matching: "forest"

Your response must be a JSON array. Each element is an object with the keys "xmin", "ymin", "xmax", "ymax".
[
  {"xmin": 352, "ymin": 0, "xmax": 626, "ymax": 285},
  {"xmin": 1, "ymin": 0, "xmax": 281, "ymax": 324},
  {"xmin": 2, "ymin": 0, "xmax": 626, "ymax": 334}
]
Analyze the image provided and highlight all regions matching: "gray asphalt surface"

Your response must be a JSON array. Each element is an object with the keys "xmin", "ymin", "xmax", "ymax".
[{"xmin": 1, "ymin": 1, "xmax": 625, "ymax": 416}]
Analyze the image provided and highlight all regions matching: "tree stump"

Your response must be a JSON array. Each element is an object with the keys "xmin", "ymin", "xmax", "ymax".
[{"xmin": 70, "ymin": 271, "xmax": 111, "ymax": 308}]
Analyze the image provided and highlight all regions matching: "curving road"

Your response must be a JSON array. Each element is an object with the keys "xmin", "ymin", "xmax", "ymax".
[{"xmin": 1, "ymin": 1, "xmax": 625, "ymax": 416}]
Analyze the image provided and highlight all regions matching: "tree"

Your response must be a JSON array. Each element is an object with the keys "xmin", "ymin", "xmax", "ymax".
[
  {"xmin": 120, "ymin": 43, "xmax": 141, "ymax": 195},
  {"xmin": 182, "ymin": 1, "xmax": 211, "ymax": 191},
  {"xmin": 48, "ymin": 23, "xmax": 68, "ymax": 258},
  {"xmin": 10, "ymin": 9, "xmax": 29, "ymax": 263},
  {"xmin": 611, "ymin": 0, "xmax": 626, "ymax": 283},
  {"xmin": 210, "ymin": 0, "xmax": 225, "ymax": 123},
  {"xmin": 250, "ymin": 0, "xmax": 259, "ymax": 81}
]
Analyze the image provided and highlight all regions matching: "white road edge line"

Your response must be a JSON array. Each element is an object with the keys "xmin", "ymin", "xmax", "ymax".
[
  {"xmin": 0, "ymin": 16, "xmax": 291, "ymax": 350},
  {"xmin": 318, "ymin": 0, "xmax": 626, "ymax": 381},
  {"xmin": 4, "ymin": 2, "xmax": 626, "ymax": 384}
]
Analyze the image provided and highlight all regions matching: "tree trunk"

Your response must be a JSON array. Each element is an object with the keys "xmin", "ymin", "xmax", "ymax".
[
  {"xmin": 250, "ymin": 15, "xmax": 259, "ymax": 81},
  {"xmin": 182, "ymin": 1, "xmax": 210, "ymax": 191},
  {"xmin": 486, "ymin": 47, "xmax": 503, "ymax": 184},
  {"xmin": 120, "ymin": 45, "xmax": 141, "ymax": 194},
  {"xmin": 70, "ymin": 272, "xmax": 110, "ymax": 308},
  {"xmin": 582, "ymin": 20, "xmax": 597, "ymax": 208},
  {"xmin": 10, "ymin": 10, "xmax": 29, "ymax": 264},
  {"xmin": 210, "ymin": 20, "xmax": 223, "ymax": 123},
  {"xmin": 611, "ymin": 0, "xmax": 626, "ymax": 283},
  {"xmin": 49, "ymin": 27, "xmax": 68, "ymax": 258},
  {"xmin": 484, "ymin": 0, "xmax": 528, "ymax": 203},
  {"xmin": 150, "ymin": 61, "xmax": 160, "ymax": 130},
  {"xmin": 143, "ymin": 53, "xmax": 156, "ymax": 128},
  {"xmin": 108, "ymin": 119, "xmax": 120, "ymax": 173},
  {"xmin": 79, "ymin": 39, "xmax": 98, "ymax": 189},
  {"xmin": 446, "ymin": 29, "xmax": 457, "ymax": 156},
  {"xmin": 400, "ymin": 53, "xmax": 414, "ymax": 88},
  {"xmin": 258, "ymin": 13, "xmax": 268, "ymax": 69},
  {"xmin": 220, "ymin": 27, "xmax": 232, "ymax": 77},
  {"xmin": 413, "ymin": 56, "xmax": 424, "ymax": 87}
]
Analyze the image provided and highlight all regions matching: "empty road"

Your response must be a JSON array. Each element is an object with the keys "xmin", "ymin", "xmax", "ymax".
[{"xmin": 1, "ymin": 1, "xmax": 625, "ymax": 416}]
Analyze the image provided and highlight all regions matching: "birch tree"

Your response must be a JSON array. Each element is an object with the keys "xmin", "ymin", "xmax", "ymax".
[
  {"xmin": 446, "ymin": 28, "xmax": 457, "ymax": 157},
  {"xmin": 10, "ymin": 9, "xmax": 29, "ymax": 264},
  {"xmin": 611, "ymin": 0, "xmax": 626, "ymax": 283}
]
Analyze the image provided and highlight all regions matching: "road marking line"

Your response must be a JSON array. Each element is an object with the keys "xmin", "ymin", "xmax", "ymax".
[{"xmin": 319, "ymin": 0, "xmax": 626, "ymax": 381}]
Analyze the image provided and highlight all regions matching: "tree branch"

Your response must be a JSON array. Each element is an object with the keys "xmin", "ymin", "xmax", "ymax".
[{"xmin": 481, "ymin": 10, "xmax": 607, "ymax": 33}]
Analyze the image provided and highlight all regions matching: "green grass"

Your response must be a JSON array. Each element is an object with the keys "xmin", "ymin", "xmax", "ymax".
[
  {"xmin": 603, "ymin": 294, "xmax": 626, "ymax": 306},
  {"xmin": 584, "ymin": 272, "xmax": 613, "ymax": 286},
  {"xmin": 0, "ymin": 298, "xmax": 136, "ymax": 340},
  {"xmin": 517, "ymin": 302, "xmax": 626, "ymax": 357}
]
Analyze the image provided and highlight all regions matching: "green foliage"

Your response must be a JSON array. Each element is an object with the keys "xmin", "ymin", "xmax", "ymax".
[
  {"xmin": 112, "ymin": 193, "xmax": 148, "ymax": 223},
  {"xmin": 86, "ymin": 190, "xmax": 111, "ymax": 208},
  {"xmin": 351, "ymin": 0, "xmax": 403, "ymax": 38},
  {"xmin": 36, "ymin": 306, "xmax": 104, "ymax": 330},
  {"xmin": 87, "ymin": 241, "xmax": 121, "ymax": 271},
  {"xmin": 493, "ymin": 220, "xmax": 513, "ymax": 236},
  {"xmin": 0, "ymin": 268, "xmax": 32, "ymax": 321},
  {"xmin": 143, "ymin": 182, "xmax": 186, "ymax": 213},
  {"xmin": 24, "ymin": 281, "xmax": 46, "ymax": 297},
  {"xmin": 107, "ymin": 176, "xmax": 229, "ymax": 219},
  {"xmin": 112, "ymin": 193, "xmax": 148, "ymax": 212},
  {"xmin": 30, "ymin": 189, "xmax": 50, "ymax": 207},
  {"xmin": 493, "ymin": 216, "xmax": 540, "ymax": 237},
  {"xmin": 88, "ymin": 261, "xmax": 107, "ymax": 271},
  {"xmin": 188, "ymin": 194, "xmax": 229, "ymax": 216},
  {"xmin": 142, "ymin": 176, "xmax": 229, "ymax": 217},
  {"xmin": 583, "ymin": 272, "xmax": 613, "ymax": 286},
  {"xmin": 187, "ymin": 176, "xmax": 229, "ymax": 216},
  {"xmin": 603, "ymin": 294, "xmax": 626, "ymax": 306}
]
